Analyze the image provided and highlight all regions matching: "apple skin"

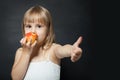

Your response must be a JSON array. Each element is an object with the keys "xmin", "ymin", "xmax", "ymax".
[{"xmin": 25, "ymin": 32, "xmax": 38, "ymax": 44}]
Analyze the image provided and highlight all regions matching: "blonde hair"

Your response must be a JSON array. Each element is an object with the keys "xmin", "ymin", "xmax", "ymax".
[{"xmin": 22, "ymin": 5, "xmax": 55, "ymax": 49}]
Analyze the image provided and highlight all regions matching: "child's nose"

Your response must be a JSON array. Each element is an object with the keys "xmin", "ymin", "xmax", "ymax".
[{"xmin": 31, "ymin": 28, "xmax": 36, "ymax": 33}]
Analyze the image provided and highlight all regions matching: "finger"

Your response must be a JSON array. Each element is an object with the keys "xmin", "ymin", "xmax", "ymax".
[
  {"xmin": 20, "ymin": 38, "xmax": 24, "ymax": 44},
  {"xmin": 20, "ymin": 37, "xmax": 26, "ymax": 46},
  {"xmin": 71, "ymin": 52, "xmax": 77, "ymax": 62},
  {"xmin": 23, "ymin": 37, "xmax": 27, "ymax": 44},
  {"xmin": 73, "ymin": 36, "xmax": 83, "ymax": 47},
  {"xmin": 31, "ymin": 40, "xmax": 37, "ymax": 47},
  {"xmin": 26, "ymin": 41, "xmax": 31, "ymax": 47},
  {"xmin": 71, "ymin": 56, "xmax": 77, "ymax": 62},
  {"xmin": 71, "ymin": 54, "xmax": 80, "ymax": 62},
  {"xmin": 73, "ymin": 48, "xmax": 82, "ymax": 55},
  {"xmin": 71, "ymin": 56, "xmax": 75, "ymax": 62},
  {"xmin": 26, "ymin": 38, "xmax": 32, "ymax": 47}
]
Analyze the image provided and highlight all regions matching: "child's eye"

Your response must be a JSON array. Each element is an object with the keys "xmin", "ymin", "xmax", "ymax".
[
  {"xmin": 25, "ymin": 25, "xmax": 31, "ymax": 28},
  {"xmin": 36, "ymin": 25, "xmax": 42, "ymax": 28}
]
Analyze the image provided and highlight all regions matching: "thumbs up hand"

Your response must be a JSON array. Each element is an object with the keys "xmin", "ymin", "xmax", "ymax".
[{"xmin": 71, "ymin": 36, "xmax": 83, "ymax": 62}]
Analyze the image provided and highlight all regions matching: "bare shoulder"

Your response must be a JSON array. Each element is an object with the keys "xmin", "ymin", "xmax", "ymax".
[
  {"xmin": 14, "ymin": 47, "xmax": 23, "ymax": 60},
  {"xmin": 52, "ymin": 43, "xmax": 63, "ymax": 53},
  {"xmin": 15, "ymin": 47, "xmax": 22, "ymax": 55},
  {"xmin": 16, "ymin": 47, "xmax": 22, "ymax": 52},
  {"xmin": 12, "ymin": 47, "xmax": 23, "ymax": 68},
  {"xmin": 52, "ymin": 43, "xmax": 62, "ymax": 49}
]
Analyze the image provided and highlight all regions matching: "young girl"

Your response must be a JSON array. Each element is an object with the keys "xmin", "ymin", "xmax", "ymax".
[{"xmin": 11, "ymin": 5, "xmax": 83, "ymax": 80}]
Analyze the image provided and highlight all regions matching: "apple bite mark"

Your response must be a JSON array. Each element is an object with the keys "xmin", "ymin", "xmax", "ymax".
[{"xmin": 25, "ymin": 32, "xmax": 38, "ymax": 44}]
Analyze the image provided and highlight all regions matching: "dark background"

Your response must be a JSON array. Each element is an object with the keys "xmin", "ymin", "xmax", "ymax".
[{"xmin": 0, "ymin": 0, "xmax": 96, "ymax": 80}]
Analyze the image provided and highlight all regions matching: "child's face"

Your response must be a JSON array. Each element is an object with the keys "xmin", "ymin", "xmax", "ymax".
[{"xmin": 24, "ymin": 20, "xmax": 47, "ymax": 44}]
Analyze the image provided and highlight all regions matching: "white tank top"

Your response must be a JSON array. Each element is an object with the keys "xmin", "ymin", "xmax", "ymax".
[{"xmin": 24, "ymin": 53, "xmax": 60, "ymax": 80}]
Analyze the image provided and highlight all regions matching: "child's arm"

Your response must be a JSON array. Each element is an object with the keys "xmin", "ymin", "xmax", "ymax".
[
  {"xmin": 11, "ymin": 48, "xmax": 31, "ymax": 80},
  {"xmin": 54, "ymin": 36, "xmax": 83, "ymax": 62},
  {"xmin": 11, "ymin": 37, "xmax": 37, "ymax": 80}
]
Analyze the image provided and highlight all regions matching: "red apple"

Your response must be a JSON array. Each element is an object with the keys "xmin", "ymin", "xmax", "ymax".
[{"xmin": 25, "ymin": 32, "xmax": 38, "ymax": 44}]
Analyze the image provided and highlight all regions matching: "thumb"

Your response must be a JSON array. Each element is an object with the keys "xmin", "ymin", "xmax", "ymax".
[{"xmin": 73, "ymin": 36, "xmax": 83, "ymax": 47}]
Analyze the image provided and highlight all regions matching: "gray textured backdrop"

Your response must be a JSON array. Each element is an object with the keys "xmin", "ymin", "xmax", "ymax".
[{"xmin": 0, "ymin": 0, "xmax": 96, "ymax": 80}]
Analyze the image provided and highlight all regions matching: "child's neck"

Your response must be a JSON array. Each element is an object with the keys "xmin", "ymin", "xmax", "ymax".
[{"xmin": 29, "ymin": 45, "xmax": 43, "ymax": 60}]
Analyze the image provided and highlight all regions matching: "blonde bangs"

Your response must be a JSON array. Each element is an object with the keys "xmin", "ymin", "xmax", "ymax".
[{"xmin": 23, "ymin": 12, "xmax": 46, "ymax": 25}]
